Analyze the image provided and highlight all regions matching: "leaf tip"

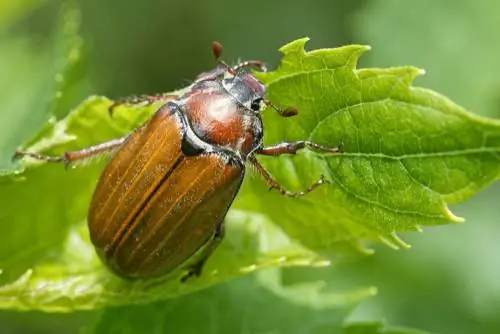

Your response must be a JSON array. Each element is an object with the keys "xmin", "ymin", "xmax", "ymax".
[
  {"xmin": 278, "ymin": 37, "xmax": 310, "ymax": 55},
  {"xmin": 379, "ymin": 232, "xmax": 411, "ymax": 249},
  {"xmin": 354, "ymin": 241, "xmax": 375, "ymax": 256},
  {"xmin": 408, "ymin": 67, "xmax": 426, "ymax": 84},
  {"xmin": 446, "ymin": 207, "xmax": 465, "ymax": 224},
  {"xmin": 349, "ymin": 44, "xmax": 371, "ymax": 68}
]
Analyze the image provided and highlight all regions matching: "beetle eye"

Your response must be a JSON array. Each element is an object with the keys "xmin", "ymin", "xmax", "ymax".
[{"xmin": 250, "ymin": 98, "xmax": 262, "ymax": 111}]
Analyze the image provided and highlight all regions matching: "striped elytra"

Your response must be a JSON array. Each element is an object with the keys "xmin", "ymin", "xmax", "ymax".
[{"xmin": 88, "ymin": 102, "xmax": 246, "ymax": 278}]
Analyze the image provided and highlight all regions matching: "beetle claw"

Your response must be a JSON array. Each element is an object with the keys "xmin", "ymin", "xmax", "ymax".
[
  {"xmin": 267, "ymin": 183, "xmax": 279, "ymax": 192},
  {"xmin": 63, "ymin": 161, "xmax": 71, "ymax": 170},
  {"xmin": 12, "ymin": 151, "xmax": 23, "ymax": 161},
  {"xmin": 62, "ymin": 153, "xmax": 72, "ymax": 170},
  {"xmin": 337, "ymin": 141, "xmax": 344, "ymax": 153},
  {"xmin": 108, "ymin": 104, "xmax": 119, "ymax": 117},
  {"xmin": 180, "ymin": 262, "xmax": 204, "ymax": 283}
]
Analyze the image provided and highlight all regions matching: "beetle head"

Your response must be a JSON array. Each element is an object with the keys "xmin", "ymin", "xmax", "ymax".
[
  {"xmin": 214, "ymin": 42, "xmax": 298, "ymax": 118},
  {"xmin": 198, "ymin": 41, "xmax": 299, "ymax": 118},
  {"xmin": 222, "ymin": 71, "xmax": 267, "ymax": 114}
]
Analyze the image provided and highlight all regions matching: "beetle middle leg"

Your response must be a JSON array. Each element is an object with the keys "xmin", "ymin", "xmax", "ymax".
[
  {"xmin": 14, "ymin": 137, "xmax": 126, "ymax": 168},
  {"xmin": 249, "ymin": 140, "xmax": 342, "ymax": 197},
  {"xmin": 249, "ymin": 155, "xmax": 327, "ymax": 197},
  {"xmin": 181, "ymin": 220, "xmax": 225, "ymax": 283}
]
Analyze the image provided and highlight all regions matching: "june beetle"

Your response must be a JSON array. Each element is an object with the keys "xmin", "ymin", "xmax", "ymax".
[{"xmin": 16, "ymin": 42, "xmax": 342, "ymax": 281}]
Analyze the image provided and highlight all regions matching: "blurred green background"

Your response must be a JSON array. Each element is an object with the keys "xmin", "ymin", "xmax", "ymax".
[{"xmin": 1, "ymin": 0, "xmax": 499, "ymax": 333}]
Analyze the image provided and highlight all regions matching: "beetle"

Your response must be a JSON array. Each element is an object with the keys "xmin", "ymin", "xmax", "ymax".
[{"xmin": 15, "ymin": 42, "xmax": 342, "ymax": 282}]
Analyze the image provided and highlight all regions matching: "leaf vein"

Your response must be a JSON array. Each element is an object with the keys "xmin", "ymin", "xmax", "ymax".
[
  {"xmin": 323, "ymin": 160, "xmax": 446, "ymax": 220},
  {"xmin": 321, "ymin": 147, "xmax": 500, "ymax": 160}
]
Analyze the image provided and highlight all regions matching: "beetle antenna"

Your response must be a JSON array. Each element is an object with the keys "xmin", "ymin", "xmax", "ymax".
[
  {"xmin": 212, "ymin": 41, "xmax": 268, "ymax": 74},
  {"xmin": 263, "ymin": 99, "xmax": 298, "ymax": 118},
  {"xmin": 212, "ymin": 41, "xmax": 223, "ymax": 59},
  {"xmin": 212, "ymin": 41, "xmax": 236, "ymax": 75}
]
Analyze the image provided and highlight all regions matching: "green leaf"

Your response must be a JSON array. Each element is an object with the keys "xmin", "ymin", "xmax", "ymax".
[
  {"xmin": 1, "ymin": 38, "xmax": 499, "ymax": 311},
  {"xmin": 245, "ymin": 37, "xmax": 500, "ymax": 251}
]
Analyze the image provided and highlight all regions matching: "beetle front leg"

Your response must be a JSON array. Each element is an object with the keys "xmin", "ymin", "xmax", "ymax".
[
  {"xmin": 248, "ymin": 155, "xmax": 327, "ymax": 198},
  {"xmin": 14, "ymin": 137, "xmax": 126, "ymax": 168},
  {"xmin": 109, "ymin": 93, "xmax": 179, "ymax": 114},
  {"xmin": 256, "ymin": 140, "xmax": 342, "ymax": 156},
  {"xmin": 181, "ymin": 220, "xmax": 225, "ymax": 283}
]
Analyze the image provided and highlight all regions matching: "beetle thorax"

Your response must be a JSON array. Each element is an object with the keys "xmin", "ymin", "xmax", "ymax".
[{"xmin": 184, "ymin": 90, "xmax": 262, "ymax": 157}]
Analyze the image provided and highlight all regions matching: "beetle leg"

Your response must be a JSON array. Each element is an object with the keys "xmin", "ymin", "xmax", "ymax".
[
  {"xmin": 14, "ymin": 137, "xmax": 126, "ymax": 169},
  {"xmin": 108, "ymin": 93, "xmax": 178, "ymax": 115},
  {"xmin": 233, "ymin": 60, "xmax": 267, "ymax": 72},
  {"xmin": 195, "ymin": 59, "xmax": 267, "ymax": 83},
  {"xmin": 251, "ymin": 141, "xmax": 342, "ymax": 197},
  {"xmin": 256, "ymin": 141, "xmax": 342, "ymax": 156},
  {"xmin": 248, "ymin": 155, "xmax": 327, "ymax": 198},
  {"xmin": 181, "ymin": 220, "xmax": 225, "ymax": 283}
]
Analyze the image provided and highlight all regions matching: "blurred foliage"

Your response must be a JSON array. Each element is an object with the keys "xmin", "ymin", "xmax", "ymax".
[
  {"xmin": 0, "ymin": 0, "xmax": 499, "ymax": 333},
  {"xmin": 355, "ymin": 0, "xmax": 500, "ymax": 119}
]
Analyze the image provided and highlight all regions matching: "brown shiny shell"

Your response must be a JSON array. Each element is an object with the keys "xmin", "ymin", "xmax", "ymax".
[
  {"xmin": 88, "ymin": 105, "xmax": 244, "ymax": 278},
  {"xmin": 184, "ymin": 90, "xmax": 259, "ymax": 156}
]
